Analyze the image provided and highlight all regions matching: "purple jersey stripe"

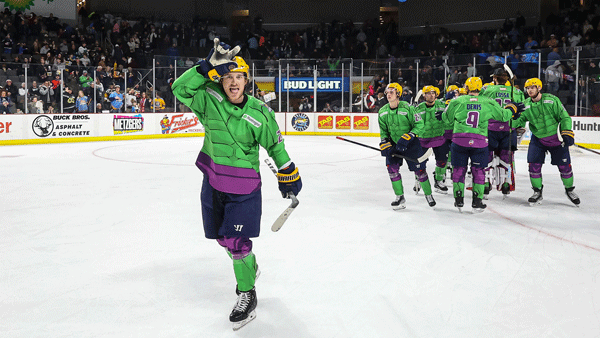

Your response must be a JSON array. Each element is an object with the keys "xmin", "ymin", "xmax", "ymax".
[
  {"xmin": 488, "ymin": 119, "xmax": 510, "ymax": 132},
  {"xmin": 452, "ymin": 133, "xmax": 488, "ymax": 148},
  {"xmin": 420, "ymin": 136, "xmax": 446, "ymax": 148},
  {"xmin": 196, "ymin": 152, "xmax": 261, "ymax": 194}
]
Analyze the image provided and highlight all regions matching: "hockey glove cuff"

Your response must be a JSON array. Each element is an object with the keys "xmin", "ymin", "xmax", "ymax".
[
  {"xmin": 395, "ymin": 132, "xmax": 416, "ymax": 152},
  {"xmin": 277, "ymin": 162, "xmax": 302, "ymax": 198},
  {"xmin": 561, "ymin": 130, "xmax": 575, "ymax": 147},
  {"xmin": 379, "ymin": 139, "xmax": 393, "ymax": 157}
]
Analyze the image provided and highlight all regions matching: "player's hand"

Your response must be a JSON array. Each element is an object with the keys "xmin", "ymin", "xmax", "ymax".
[
  {"xmin": 196, "ymin": 38, "xmax": 240, "ymax": 81},
  {"xmin": 395, "ymin": 132, "xmax": 415, "ymax": 153},
  {"xmin": 277, "ymin": 162, "xmax": 302, "ymax": 198},
  {"xmin": 561, "ymin": 130, "xmax": 575, "ymax": 147},
  {"xmin": 506, "ymin": 102, "xmax": 524, "ymax": 119},
  {"xmin": 379, "ymin": 139, "xmax": 393, "ymax": 157}
]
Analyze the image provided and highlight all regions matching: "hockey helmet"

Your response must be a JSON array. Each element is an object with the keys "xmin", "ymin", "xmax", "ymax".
[
  {"xmin": 422, "ymin": 85, "xmax": 440, "ymax": 97},
  {"xmin": 230, "ymin": 56, "xmax": 249, "ymax": 78},
  {"xmin": 464, "ymin": 77, "xmax": 483, "ymax": 92},
  {"xmin": 492, "ymin": 67, "xmax": 509, "ymax": 77},
  {"xmin": 385, "ymin": 82, "xmax": 403, "ymax": 96},
  {"xmin": 524, "ymin": 77, "xmax": 543, "ymax": 89},
  {"xmin": 447, "ymin": 85, "xmax": 459, "ymax": 92},
  {"xmin": 458, "ymin": 87, "xmax": 467, "ymax": 95}
]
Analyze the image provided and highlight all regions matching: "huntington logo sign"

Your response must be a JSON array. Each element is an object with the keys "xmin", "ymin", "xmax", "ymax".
[{"xmin": 275, "ymin": 77, "xmax": 350, "ymax": 92}]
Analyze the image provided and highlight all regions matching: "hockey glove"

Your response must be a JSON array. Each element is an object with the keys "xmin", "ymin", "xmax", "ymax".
[
  {"xmin": 395, "ymin": 132, "xmax": 416, "ymax": 153},
  {"xmin": 505, "ymin": 102, "xmax": 525, "ymax": 120},
  {"xmin": 561, "ymin": 130, "xmax": 575, "ymax": 147},
  {"xmin": 196, "ymin": 38, "xmax": 241, "ymax": 81},
  {"xmin": 379, "ymin": 138, "xmax": 394, "ymax": 157},
  {"xmin": 434, "ymin": 110, "xmax": 444, "ymax": 121},
  {"xmin": 277, "ymin": 162, "xmax": 302, "ymax": 198},
  {"xmin": 445, "ymin": 90, "xmax": 457, "ymax": 101}
]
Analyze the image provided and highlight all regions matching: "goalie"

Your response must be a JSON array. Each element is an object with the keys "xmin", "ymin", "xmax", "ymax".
[{"xmin": 479, "ymin": 67, "xmax": 525, "ymax": 198}]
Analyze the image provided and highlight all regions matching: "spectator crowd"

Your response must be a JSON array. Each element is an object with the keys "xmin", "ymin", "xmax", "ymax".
[{"xmin": 2, "ymin": 2, "xmax": 600, "ymax": 115}]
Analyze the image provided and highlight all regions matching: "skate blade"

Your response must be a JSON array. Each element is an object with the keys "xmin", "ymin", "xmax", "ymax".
[
  {"xmin": 232, "ymin": 310, "xmax": 256, "ymax": 331},
  {"xmin": 472, "ymin": 208, "xmax": 485, "ymax": 213},
  {"xmin": 392, "ymin": 205, "xmax": 406, "ymax": 211},
  {"xmin": 502, "ymin": 195, "xmax": 509, "ymax": 200},
  {"xmin": 483, "ymin": 195, "xmax": 489, "ymax": 200},
  {"xmin": 456, "ymin": 207, "xmax": 463, "ymax": 213},
  {"xmin": 434, "ymin": 189, "xmax": 448, "ymax": 194},
  {"xmin": 529, "ymin": 201, "xmax": 542, "ymax": 206}
]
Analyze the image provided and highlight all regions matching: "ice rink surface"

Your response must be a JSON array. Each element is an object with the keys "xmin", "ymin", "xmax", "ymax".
[{"xmin": 2, "ymin": 135, "xmax": 600, "ymax": 338}]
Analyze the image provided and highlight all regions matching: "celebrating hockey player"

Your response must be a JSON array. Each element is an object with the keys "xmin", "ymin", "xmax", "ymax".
[
  {"xmin": 512, "ymin": 77, "xmax": 580, "ymax": 206},
  {"xmin": 437, "ymin": 77, "xmax": 523, "ymax": 212},
  {"xmin": 379, "ymin": 82, "xmax": 436, "ymax": 209},
  {"xmin": 479, "ymin": 67, "xmax": 525, "ymax": 198},
  {"xmin": 415, "ymin": 85, "xmax": 451, "ymax": 194},
  {"xmin": 171, "ymin": 38, "xmax": 302, "ymax": 330}
]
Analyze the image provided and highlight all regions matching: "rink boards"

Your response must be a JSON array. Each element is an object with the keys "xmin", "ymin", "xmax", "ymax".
[{"xmin": 1, "ymin": 112, "xmax": 599, "ymax": 149}]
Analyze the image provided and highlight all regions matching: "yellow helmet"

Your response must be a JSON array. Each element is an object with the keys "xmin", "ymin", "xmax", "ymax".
[
  {"xmin": 458, "ymin": 88, "xmax": 467, "ymax": 95},
  {"xmin": 230, "ymin": 56, "xmax": 249, "ymax": 77},
  {"xmin": 422, "ymin": 85, "xmax": 440, "ymax": 97},
  {"xmin": 385, "ymin": 82, "xmax": 403, "ymax": 96},
  {"xmin": 524, "ymin": 77, "xmax": 543, "ymax": 89},
  {"xmin": 464, "ymin": 77, "xmax": 483, "ymax": 92},
  {"xmin": 483, "ymin": 82, "xmax": 494, "ymax": 87},
  {"xmin": 505, "ymin": 81, "xmax": 511, "ymax": 86},
  {"xmin": 447, "ymin": 85, "xmax": 459, "ymax": 92}
]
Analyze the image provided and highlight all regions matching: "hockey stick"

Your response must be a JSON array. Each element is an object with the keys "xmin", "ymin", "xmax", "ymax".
[
  {"xmin": 556, "ymin": 124, "xmax": 600, "ymax": 155},
  {"xmin": 264, "ymin": 159, "xmax": 299, "ymax": 232},
  {"xmin": 413, "ymin": 89, "xmax": 423, "ymax": 105},
  {"xmin": 336, "ymin": 136, "xmax": 432, "ymax": 163},
  {"xmin": 503, "ymin": 63, "xmax": 516, "ymax": 186}
]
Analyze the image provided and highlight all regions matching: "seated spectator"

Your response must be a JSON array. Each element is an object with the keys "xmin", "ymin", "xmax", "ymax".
[
  {"xmin": 28, "ymin": 96, "xmax": 44, "ymax": 114},
  {"xmin": 109, "ymin": 85, "xmax": 124, "ymax": 112}
]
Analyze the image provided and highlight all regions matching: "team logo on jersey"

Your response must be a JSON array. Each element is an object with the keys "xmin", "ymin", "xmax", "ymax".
[
  {"xmin": 292, "ymin": 113, "xmax": 310, "ymax": 131},
  {"xmin": 469, "ymin": 139, "xmax": 474, "ymax": 145},
  {"xmin": 32, "ymin": 115, "xmax": 54, "ymax": 137}
]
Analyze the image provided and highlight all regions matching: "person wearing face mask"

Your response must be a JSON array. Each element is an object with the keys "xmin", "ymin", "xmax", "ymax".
[{"xmin": 171, "ymin": 39, "xmax": 302, "ymax": 331}]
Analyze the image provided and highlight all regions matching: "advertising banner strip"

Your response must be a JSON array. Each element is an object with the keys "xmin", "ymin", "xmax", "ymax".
[{"xmin": 275, "ymin": 77, "xmax": 351, "ymax": 92}]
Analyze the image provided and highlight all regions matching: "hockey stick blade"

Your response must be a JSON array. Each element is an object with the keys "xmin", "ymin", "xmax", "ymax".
[
  {"xmin": 503, "ymin": 64, "xmax": 515, "ymax": 80},
  {"xmin": 271, "ymin": 193, "xmax": 299, "ymax": 232}
]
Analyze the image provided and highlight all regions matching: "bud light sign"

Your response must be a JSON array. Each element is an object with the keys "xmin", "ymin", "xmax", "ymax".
[{"xmin": 275, "ymin": 77, "xmax": 350, "ymax": 92}]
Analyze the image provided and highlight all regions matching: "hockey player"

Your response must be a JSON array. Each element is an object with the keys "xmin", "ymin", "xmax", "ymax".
[
  {"xmin": 479, "ymin": 68, "xmax": 525, "ymax": 198},
  {"xmin": 415, "ymin": 85, "xmax": 451, "ymax": 194},
  {"xmin": 512, "ymin": 78, "xmax": 580, "ymax": 206},
  {"xmin": 437, "ymin": 77, "xmax": 522, "ymax": 212},
  {"xmin": 379, "ymin": 82, "xmax": 436, "ymax": 209},
  {"xmin": 172, "ymin": 39, "xmax": 302, "ymax": 330}
]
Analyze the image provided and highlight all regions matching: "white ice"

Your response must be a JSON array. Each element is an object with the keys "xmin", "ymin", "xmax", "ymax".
[{"xmin": 1, "ymin": 136, "xmax": 600, "ymax": 338}]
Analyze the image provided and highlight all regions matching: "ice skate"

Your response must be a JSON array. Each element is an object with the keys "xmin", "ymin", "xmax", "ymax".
[
  {"xmin": 391, "ymin": 195, "xmax": 406, "ymax": 210},
  {"xmin": 501, "ymin": 182, "xmax": 510, "ymax": 199},
  {"xmin": 425, "ymin": 194, "xmax": 436, "ymax": 207},
  {"xmin": 565, "ymin": 187, "xmax": 580, "ymax": 206},
  {"xmin": 472, "ymin": 193, "xmax": 487, "ymax": 213},
  {"xmin": 528, "ymin": 186, "xmax": 543, "ymax": 206},
  {"xmin": 483, "ymin": 183, "xmax": 491, "ymax": 200},
  {"xmin": 434, "ymin": 179, "xmax": 448, "ymax": 194},
  {"xmin": 454, "ymin": 191, "xmax": 464, "ymax": 212},
  {"xmin": 230, "ymin": 287, "xmax": 257, "ymax": 331}
]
